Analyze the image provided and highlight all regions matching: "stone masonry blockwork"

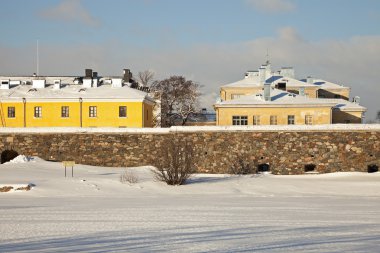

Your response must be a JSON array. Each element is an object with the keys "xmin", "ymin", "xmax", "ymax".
[{"xmin": 0, "ymin": 130, "xmax": 379, "ymax": 174}]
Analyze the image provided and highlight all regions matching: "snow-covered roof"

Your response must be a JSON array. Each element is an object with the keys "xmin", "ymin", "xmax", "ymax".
[
  {"xmin": 221, "ymin": 75, "xmax": 261, "ymax": 88},
  {"xmin": 222, "ymin": 75, "xmax": 320, "ymax": 89},
  {"xmin": 221, "ymin": 63, "xmax": 348, "ymax": 90},
  {"xmin": 0, "ymin": 76, "xmax": 79, "ymax": 85},
  {"xmin": 304, "ymin": 78, "xmax": 349, "ymax": 90},
  {"xmin": 215, "ymin": 88, "xmax": 336, "ymax": 107},
  {"xmin": 0, "ymin": 83, "xmax": 154, "ymax": 103},
  {"xmin": 319, "ymin": 98, "xmax": 366, "ymax": 112}
]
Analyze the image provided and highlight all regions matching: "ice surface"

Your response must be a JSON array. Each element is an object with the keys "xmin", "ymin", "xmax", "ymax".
[{"xmin": 0, "ymin": 158, "xmax": 379, "ymax": 252}]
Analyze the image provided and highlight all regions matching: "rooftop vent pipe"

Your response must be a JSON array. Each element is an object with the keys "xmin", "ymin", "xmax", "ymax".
[
  {"xmin": 306, "ymin": 76, "xmax": 314, "ymax": 84},
  {"xmin": 264, "ymin": 82, "xmax": 271, "ymax": 101}
]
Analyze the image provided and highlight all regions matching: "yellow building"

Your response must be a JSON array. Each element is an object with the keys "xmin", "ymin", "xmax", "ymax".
[
  {"xmin": 215, "ymin": 88, "xmax": 366, "ymax": 126},
  {"xmin": 215, "ymin": 87, "xmax": 336, "ymax": 125},
  {"xmin": 0, "ymin": 76, "xmax": 154, "ymax": 128}
]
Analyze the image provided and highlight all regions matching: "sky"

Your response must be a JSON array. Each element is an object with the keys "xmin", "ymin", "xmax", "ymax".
[{"xmin": 0, "ymin": 0, "xmax": 379, "ymax": 120}]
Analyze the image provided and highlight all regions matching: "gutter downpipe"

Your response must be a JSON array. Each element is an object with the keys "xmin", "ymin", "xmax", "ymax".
[
  {"xmin": 22, "ymin": 98, "xmax": 26, "ymax": 127},
  {"xmin": 79, "ymin": 97, "xmax": 83, "ymax": 128}
]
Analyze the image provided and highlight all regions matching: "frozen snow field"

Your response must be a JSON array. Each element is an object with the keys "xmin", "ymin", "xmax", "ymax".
[{"xmin": 0, "ymin": 157, "xmax": 380, "ymax": 252}]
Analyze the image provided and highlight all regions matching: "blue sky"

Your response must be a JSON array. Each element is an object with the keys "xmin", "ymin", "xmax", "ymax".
[
  {"xmin": 2, "ymin": 0, "xmax": 379, "ymax": 46},
  {"xmin": 1, "ymin": 0, "xmax": 379, "ymax": 120}
]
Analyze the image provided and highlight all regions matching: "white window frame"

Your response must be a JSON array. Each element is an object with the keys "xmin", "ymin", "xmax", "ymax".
[
  {"xmin": 34, "ymin": 106, "xmax": 42, "ymax": 118},
  {"xmin": 305, "ymin": 115, "xmax": 313, "ymax": 125},
  {"xmin": 270, "ymin": 115, "xmax": 277, "ymax": 125},
  {"xmin": 7, "ymin": 106, "xmax": 15, "ymax": 118},
  {"xmin": 61, "ymin": 106, "xmax": 69, "ymax": 118},
  {"xmin": 89, "ymin": 106, "xmax": 97, "ymax": 118},
  {"xmin": 253, "ymin": 115, "xmax": 260, "ymax": 125},
  {"xmin": 232, "ymin": 116, "xmax": 248, "ymax": 125},
  {"xmin": 288, "ymin": 115, "xmax": 295, "ymax": 125},
  {"xmin": 119, "ymin": 106, "xmax": 127, "ymax": 118}
]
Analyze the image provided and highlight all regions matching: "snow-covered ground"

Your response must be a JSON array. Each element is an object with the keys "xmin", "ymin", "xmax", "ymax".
[{"xmin": 0, "ymin": 156, "xmax": 379, "ymax": 252}]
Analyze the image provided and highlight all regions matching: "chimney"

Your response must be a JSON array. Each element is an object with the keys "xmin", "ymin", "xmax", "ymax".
[
  {"xmin": 53, "ymin": 79, "xmax": 61, "ymax": 89},
  {"xmin": 83, "ymin": 78, "xmax": 92, "ymax": 88},
  {"xmin": 0, "ymin": 80, "xmax": 10, "ymax": 89},
  {"xmin": 353, "ymin": 96, "xmax": 360, "ymax": 104},
  {"xmin": 299, "ymin": 87, "xmax": 305, "ymax": 96},
  {"xmin": 112, "ymin": 78, "xmax": 123, "ymax": 88},
  {"xmin": 85, "ymin": 69, "xmax": 92, "ymax": 78},
  {"xmin": 264, "ymin": 82, "xmax": 271, "ymax": 101},
  {"xmin": 306, "ymin": 76, "xmax": 314, "ymax": 84},
  {"xmin": 123, "ymin": 69, "xmax": 131, "ymax": 82},
  {"xmin": 92, "ymin": 78, "xmax": 98, "ymax": 88},
  {"xmin": 32, "ymin": 79, "xmax": 46, "ymax": 89},
  {"xmin": 259, "ymin": 67, "xmax": 266, "ymax": 85},
  {"xmin": 265, "ymin": 62, "xmax": 271, "ymax": 79}
]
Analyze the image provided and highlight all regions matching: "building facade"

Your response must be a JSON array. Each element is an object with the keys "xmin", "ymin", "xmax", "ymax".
[
  {"xmin": 215, "ymin": 62, "xmax": 366, "ymax": 126},
  {"xmin": 0, "ymin": 70, "xmax": 154, "ymax": 128}
]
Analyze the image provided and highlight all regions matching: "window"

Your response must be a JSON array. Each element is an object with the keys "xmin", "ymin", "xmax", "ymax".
[
  {"xmin": 232, "ymin": 116, "xmax": 248, "ymax": 125},
  {"xmin": 119, "ymin": 106, "xmax": 127, "ymax": 117},
  {"xmin": 270, "ymin": 115, "xmax": 277, "ymax": 125},
  {"xmin": 305, "ymin": 115, "xmax": 313, "ymax": 125},
  {"xmin": 231, "ymin": 94, "xmax": 244, "ymax": 99},
  {"xmin": 7, "ymin": 107, "xmax": 15, "ymax": 118},
  {"xmin": 253, "ymin": 115, "xmax": 260, "ymax": 125},
  {"xmin": 61, "ymin": 106, "xmax": 69, "ymax": 118},
  {"xmin": 34, "ymin": 106, "xmax": 42, "ymax": 118},
  {"xmin": 276, "ymin": 82, "xmax": 286, "ymax": 91},
  {"xmin": 288, "ymin": 115, "xmax": 295, "ymax": 125},
  {"xmin": 89, "ymin": 106, "xmax": 97, "ymax": 117}
]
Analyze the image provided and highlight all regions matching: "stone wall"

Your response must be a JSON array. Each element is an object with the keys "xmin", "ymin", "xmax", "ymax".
[{"xmin": 0, "ymin": 127, "xmax": 379, "ymax": 174}]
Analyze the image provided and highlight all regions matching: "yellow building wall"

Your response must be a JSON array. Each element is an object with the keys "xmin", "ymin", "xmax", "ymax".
[
  {"xmin": 221, "ymin": 87, "xmax": 262, "ymax": 101},
  {"xmin": 25, "ymin": 102, "xmax": 81, "ymax": 127},
  {"xmin": 216, "ymin": 107, "xmax": 332, "ymax": 126},
  {"xmin": 332, "ymin": 110, "xmax": 363, "ymax": 124},
  {"xmin": 0, "ymin": 102, "xmax": 24, "ymax": 127},
  {"xmin": 317, "ymin": 88, "xmax": 350, "ymax": 100},
  {"xmin": 0, "ymin": 101, "xmax": 153, "ymax": 128},
  {"xmin": 82, "ymin": 102, "xmax": 144, "ymax": 128},
  {"xmin": 287, "ymin": 87, "xmax": 319, "ymax": 98}
]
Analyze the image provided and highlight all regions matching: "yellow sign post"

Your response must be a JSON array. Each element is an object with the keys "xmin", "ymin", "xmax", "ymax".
[{"xmin": 62, "ymin": 161, "xmax": 75, "ymax": 177}]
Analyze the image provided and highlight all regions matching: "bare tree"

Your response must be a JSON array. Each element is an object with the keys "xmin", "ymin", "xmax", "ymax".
[
  {"xmin": 137, "ymin": 70, "xmax": 155, "ymax": 88},
  {"xmin": 150, "ymin": 136, "xmax": 195, "ymax": 185},
  {"xmin": 151, "ymin": 76, "xmax": 201, "ymax": 127}
]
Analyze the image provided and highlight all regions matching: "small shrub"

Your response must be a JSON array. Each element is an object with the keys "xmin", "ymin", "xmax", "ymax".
[
  {"xmin": 120, "ymin": 169, "xmax": 139, "ymax": 184},
  {"xmin": 151, "ymin": 136, "xmax": 195, "ymax": 185},
  {"xmin": 0, "ymin": 186, "xmax": 13, "ymax": 192},
  {"xmin": 229, "ymin": 155, "xmax": 256, "ymax": 175}
]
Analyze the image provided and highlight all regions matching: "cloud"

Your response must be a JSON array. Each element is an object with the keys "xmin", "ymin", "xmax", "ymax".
[
  {"xmin": 245, "ymin": 0, "xmax": 296, "ymax": 13},
  {"xmin": 0, "ymin": 27, "xmax": 379, "ymax": 121},
  {"xmin": 39, "ymin": 0, "xmax": 99, "ymax": 27}
]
